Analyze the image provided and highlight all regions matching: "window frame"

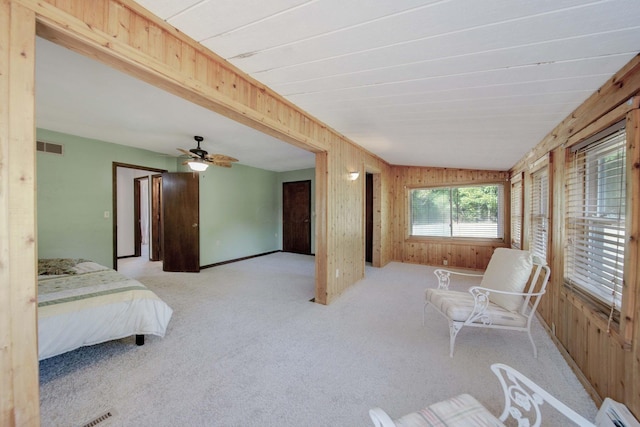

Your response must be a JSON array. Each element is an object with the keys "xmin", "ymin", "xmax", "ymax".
[
  {"xmin": 407, "ymin": 182, "xmax": 506, "ymax": 242},
  {"xmin": 510, "ymin": 173, "xmax": 523, "ymax": 249},
  {"xmin": 564, "ymin": 120, "xmax": 627, "ymax": 317},
  {"xmin": 529, "ymin": 164, "xmax": 549, "ymax": 262}
]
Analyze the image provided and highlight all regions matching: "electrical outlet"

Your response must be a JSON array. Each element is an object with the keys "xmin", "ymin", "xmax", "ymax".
[
  {"xmin": 443, "ymin": 259, "xmax": 448, "ymax": 266},
  {"xmin": 336, "ymin": 269, "xmax": 339, "ymax": 278}
]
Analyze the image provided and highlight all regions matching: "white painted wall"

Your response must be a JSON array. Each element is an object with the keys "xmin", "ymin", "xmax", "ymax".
[{"xmin": 117, "ymin": 168, "xmax": 153, "ymax": 257}]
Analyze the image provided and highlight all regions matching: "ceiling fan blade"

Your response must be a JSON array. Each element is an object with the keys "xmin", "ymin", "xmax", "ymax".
[
  {"xmin": 177, "ymin": 148, "xmax": 198, "ymax": 158},
  {"xmin": 205, "ymin": 153, "xmax": 238, "ymax": 163}
]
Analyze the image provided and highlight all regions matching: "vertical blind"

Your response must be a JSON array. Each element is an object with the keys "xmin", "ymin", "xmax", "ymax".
[
  {"xmin": 530, "ymin": 168, "xmax": 549, "ymax": 261},
  {"xmin": 511, "ymin": 179, "xmax": 522, "ymax": 249},
  {"xmin": 565, "ymin": 123, "xmax": 626, "ymax": 308}
]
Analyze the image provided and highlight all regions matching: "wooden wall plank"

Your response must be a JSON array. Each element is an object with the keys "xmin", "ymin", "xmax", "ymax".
[
  {"xmin": 391, "ymin": 165, "xmax": 509, "ymax": 269},
  {"xmin": 1, "ymin": 2, "xmax": 39, "ymax": 425},
  {"xmin": 627, "ymin": 109, "xmax": 640, "ymax": 413}
]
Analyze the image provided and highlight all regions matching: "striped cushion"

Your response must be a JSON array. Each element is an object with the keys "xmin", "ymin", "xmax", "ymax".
[
  {"xmin": 425, "ymin": 289, "xmax": 527, "ymax": 327},
  {"xmin": 394, "ymin": 394, "xmax": 505, "ymax": 427}
]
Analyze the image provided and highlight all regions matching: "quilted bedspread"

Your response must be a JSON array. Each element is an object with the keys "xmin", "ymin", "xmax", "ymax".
[{"xmin": 38, "ymin": 261, "xmax": 173, "ymax": 360}]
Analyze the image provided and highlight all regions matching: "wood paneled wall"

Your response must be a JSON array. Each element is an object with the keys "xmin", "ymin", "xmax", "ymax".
[
  {"xmin": 510, "ymin": 55, "xmax": 640, "ymax": 418},
  {"xmin": 390, "ymin": 165, "xmax": 510, "ymax": 270},
  {"xmin": 2, "ymin": 0, "xmax": 392, "ymax": 423},
  {"xmin": 0, "ymin": 1, "xmax": 40, "ymax": 425}
]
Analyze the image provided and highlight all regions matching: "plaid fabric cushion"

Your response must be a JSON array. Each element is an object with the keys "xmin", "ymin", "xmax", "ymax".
[
  {"xmin": 425, "ymin": 289, "xmax": 527, "ymax": 327},
  {"xmin": 394, "ymin": 394, "xmax": 505, "ymax": 427}
]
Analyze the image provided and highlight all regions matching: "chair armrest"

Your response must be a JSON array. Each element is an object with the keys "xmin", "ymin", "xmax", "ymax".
[
  {"xmin": 369, "ymin": 408, "xmax": 396, "ymax": 427},
  {"xmin": 468, "ymin": 286, "xmax": 546, "ymax": 298},
  {"xmin": 491, "ymin": 363, "xmax": 595, "ymax": 427},
  {"xmin": 434, "ymin": 269, "xmax": 484, "ymax": 290}
]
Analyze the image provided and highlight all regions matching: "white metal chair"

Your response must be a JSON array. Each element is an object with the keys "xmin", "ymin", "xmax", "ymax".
[
  {"xmin": 369, "ymin": 363, "xmax": 599, "ymax": 427},
  {"xmin": 424, "ymin": 248, "xmax": 551, "ymax": 357}
]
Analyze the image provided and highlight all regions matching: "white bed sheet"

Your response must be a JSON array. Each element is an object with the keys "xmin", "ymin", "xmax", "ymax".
[{"xmin": 38, "ymin": 261, "xmax": 173, "ymax": 360}]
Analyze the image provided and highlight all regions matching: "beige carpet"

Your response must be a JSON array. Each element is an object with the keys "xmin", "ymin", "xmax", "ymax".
[{"xmin": 39, "ymin": 252, "xmax": 597, "ymax": 426}]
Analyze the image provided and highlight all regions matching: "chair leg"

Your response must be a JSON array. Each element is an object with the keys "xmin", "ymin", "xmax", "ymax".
[
  {"xmin": 449, "ymin": 321, "xmax": 462, "ymax": 357},
  {"xmin": 423, "ymin": 302, "xmax": 429, "ymax": 326},
  {"xmin": 527, "ymin": 328, "xmax": 538, "ymax": 358}
]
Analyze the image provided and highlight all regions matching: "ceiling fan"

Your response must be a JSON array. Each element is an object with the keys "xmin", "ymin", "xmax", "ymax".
[{"xmin": 177, "ymin": 136, "xmax": 238, "ymax": 171}]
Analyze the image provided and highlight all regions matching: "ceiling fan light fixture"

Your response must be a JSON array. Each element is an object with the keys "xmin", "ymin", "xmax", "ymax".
[{"xmin": 188, "ymin": 159, "xmax": 208, "ymax": 172}]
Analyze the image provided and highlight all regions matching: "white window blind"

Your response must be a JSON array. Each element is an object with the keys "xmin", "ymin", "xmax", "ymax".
[
  {"xmin": 511, "ymin": 179, "xmax": 522, "ymax": 249},
  {"xmin": 530, "ymin": 168, "xmax": 549, "ymax": 260},
  {"xmin": 410, "ymin": 184, "xmax": 504, "ymax": 239},
  {"xmin": 565, "ymin": 123, "xmax": 626, "ymax": 308}
]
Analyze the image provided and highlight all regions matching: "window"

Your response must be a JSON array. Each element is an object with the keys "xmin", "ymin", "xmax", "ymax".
[
  {"xmin": 530, "ymin": 167, "xmax": 549, "ymax": 261},
  {"xmin": 565, "ymin": 122, "xmax": 626, "ymax": 309},
  {"xmin": 510, "ymin": 176, "xmax": 523, "ymax": 249},
  {"xmin": 410, "ymin": 184, "xmax": 504, "ymax": 239}
]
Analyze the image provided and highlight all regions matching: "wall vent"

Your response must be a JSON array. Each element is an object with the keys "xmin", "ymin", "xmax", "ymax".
[
  {"xmin": 80, "ymin": 409, "xmax": 117, "ymax": 427},
  {"xmin": 37, "ymin": 140, "xmax": 64, "ymax": 155}
]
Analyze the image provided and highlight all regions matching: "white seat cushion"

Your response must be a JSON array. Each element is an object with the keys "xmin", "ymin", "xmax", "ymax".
[
  {"xmin": 394, "ymin": 393, "xmax": 505, "ymax": 427},
  {"xmin": 480, "ymin": 248, "xmax": 533, "ymax": 312},
  {"xmin": 425, "ymin": 289, "xmax": 527, "ymax": 327}
]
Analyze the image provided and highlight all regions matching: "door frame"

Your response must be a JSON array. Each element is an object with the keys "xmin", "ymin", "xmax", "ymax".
[
  {"xmin": 112, "ymin": 162, "xmax": 166, "ymax": 270},
  {"xmin": 150, "ymin": 174, "xmax": 163, "ymax": 261},
  {"xmin": 133, "ymin": 176, "xmax": 149, "ymax": 258},
  {"xmin": 364, "ymin": 168, "xmax": 382, "ymax": 268}
]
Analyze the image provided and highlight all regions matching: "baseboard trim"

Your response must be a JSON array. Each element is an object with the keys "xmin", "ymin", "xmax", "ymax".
[
  {"xmin": 117, "ymin": 255, "xmax": 138, "ymax": 259},
  {"xmin": 200, "ymin": 250, "xmax": 281, "ymax": 269}
]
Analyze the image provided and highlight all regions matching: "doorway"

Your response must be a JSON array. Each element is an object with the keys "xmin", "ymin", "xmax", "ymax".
[
  {"xmin": 366, "ymin": 173, "xmax": 373, "ymax": 263},
  {"xmin": 282, "ymin": 180, "xmax": 312, "ymax": 254},
  {"xmin": 112, "ymin": 162, "xmax": 166, "ymax": 270},
  {"xmin": 133, "ymin": 176, "xmax": 149, "ymax": 258}
]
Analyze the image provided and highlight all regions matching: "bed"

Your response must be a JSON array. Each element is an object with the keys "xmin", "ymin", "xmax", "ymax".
[{"xmin": 38, "ymin": 258, "xmax": 173, "ymax": 360}]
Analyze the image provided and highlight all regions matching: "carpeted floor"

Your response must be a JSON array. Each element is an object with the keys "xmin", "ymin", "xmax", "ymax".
[{"xmin": 39, "ymin": 252, "xmax": 597, "ymax": 426}]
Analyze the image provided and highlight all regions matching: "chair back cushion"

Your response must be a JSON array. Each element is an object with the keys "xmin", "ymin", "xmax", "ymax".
[{"xmin": 480, "ymin": 248, "xmax": 533, "ymax": 311}]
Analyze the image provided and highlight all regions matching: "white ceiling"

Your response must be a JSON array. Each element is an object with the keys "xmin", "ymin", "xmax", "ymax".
[{"xmin": 37, "ymin": 0, "xmax": 640, "ymax": 171}]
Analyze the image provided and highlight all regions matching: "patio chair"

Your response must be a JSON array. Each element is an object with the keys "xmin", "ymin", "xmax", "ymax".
[
  {"xmin": 424, "ymin": 248, "xmax": 550, "ymax": 357},
  {"xmin": 369, "ymin": 363, "xmax": 614, "ymax": 427}
]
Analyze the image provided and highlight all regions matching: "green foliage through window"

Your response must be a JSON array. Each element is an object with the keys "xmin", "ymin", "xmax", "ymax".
[{"xmin": 410, "ymin": 184, "xmax": 503, "ymax": 238}]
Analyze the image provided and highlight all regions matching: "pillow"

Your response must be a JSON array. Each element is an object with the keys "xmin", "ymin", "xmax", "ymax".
[
  {"xmin": 480, "ymin": 248, "xmax": 533, "ymax": 312},
  {"xmin": 38, "ymin": 258, "xmax": 89, "ymax": 276}
]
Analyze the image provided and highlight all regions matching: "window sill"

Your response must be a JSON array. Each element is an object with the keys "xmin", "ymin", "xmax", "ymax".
[{"xmin": 406, "ymin": 236, "xmax": 506, "ymax": 246}]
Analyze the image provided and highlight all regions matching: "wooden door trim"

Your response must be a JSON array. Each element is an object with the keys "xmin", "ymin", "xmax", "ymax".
[
  {"xmin": 150, "ymin": 174, "xmax": 163, "ymax": 261},
  {"xmin": 133, "ymin": 176, "xmax": 149, "ymax": 258}
]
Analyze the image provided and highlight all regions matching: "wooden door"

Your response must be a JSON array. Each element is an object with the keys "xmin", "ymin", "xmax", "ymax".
[
  {"xmin": 150, "ymin": 174, "xmax": 163, "ymax": 261},
  {"xmin": 162, "ymin": 172, "xmax": 200, "ymax": 272},
  {"xmin": 283, "ymin": 180, "xmax": 311, "ymax": 254},
  {"xmin": 133, "ymin": 176, "xmax": 148, "ymax": 258}
]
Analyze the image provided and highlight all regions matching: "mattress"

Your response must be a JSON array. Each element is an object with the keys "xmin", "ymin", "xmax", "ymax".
[{"xmin": 38, "ymin": 260, "xmax": 173, "ymax": 360}]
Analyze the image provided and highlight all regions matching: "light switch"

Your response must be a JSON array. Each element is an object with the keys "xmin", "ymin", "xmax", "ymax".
[{"xmin": 104, "ymin": 211, "xmax": 110, "ymax": 219}]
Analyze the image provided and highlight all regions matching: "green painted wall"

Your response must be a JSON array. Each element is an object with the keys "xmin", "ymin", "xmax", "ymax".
[
  {"xmin": 197, "ymin": 163, "xmax": 279, "ymax": 265},
  {"xmin": 36, "ymin": 129, "xmax": 178, "ymax": 268},
  {"xmin": 37, "ymin": 129, "xmax": 285, "ymax": 269},
  {"xmin": 277, "ymin": 168, "xmax": 315, "ymax": 253}
]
